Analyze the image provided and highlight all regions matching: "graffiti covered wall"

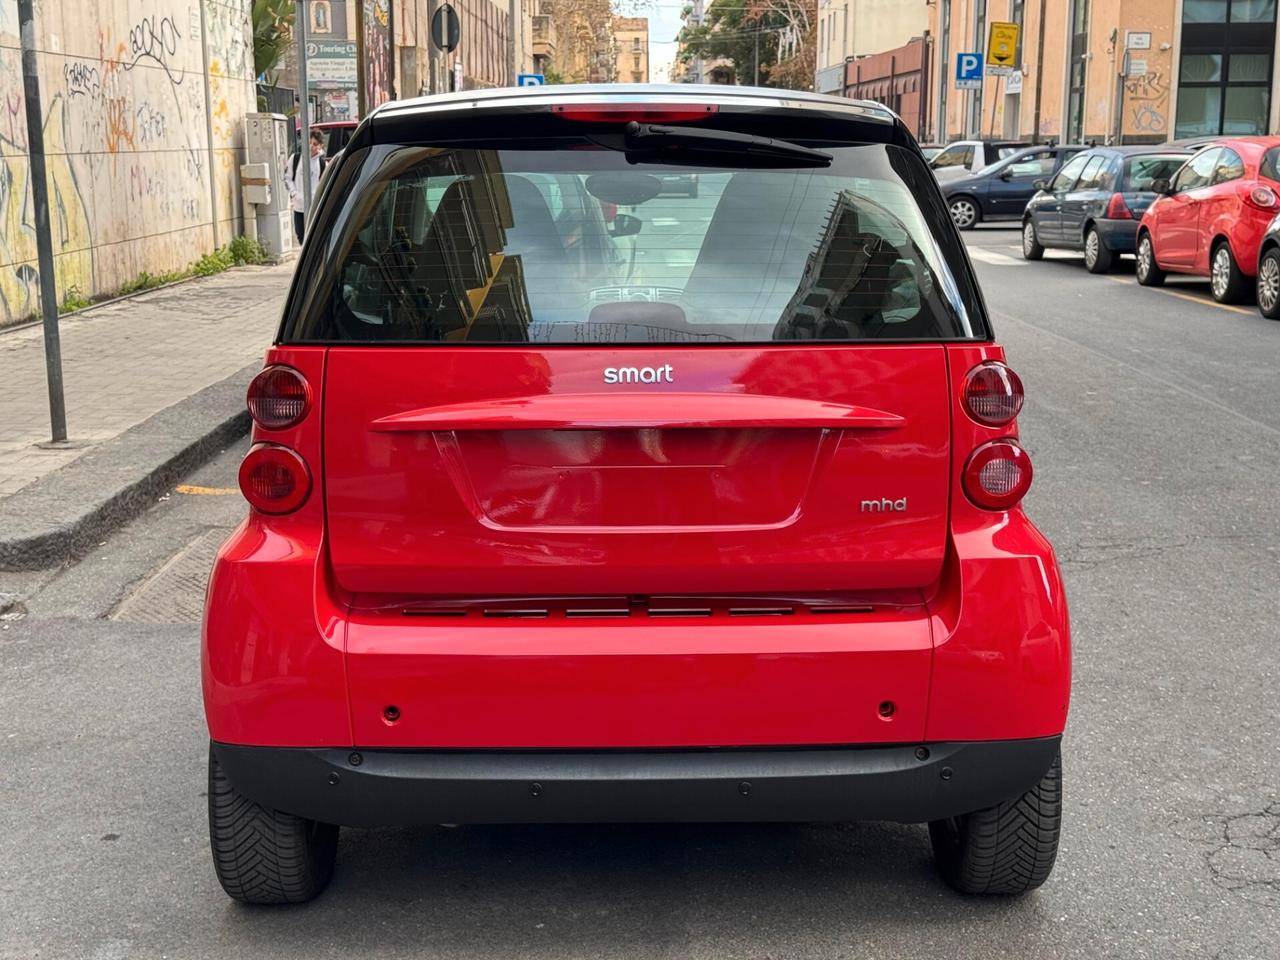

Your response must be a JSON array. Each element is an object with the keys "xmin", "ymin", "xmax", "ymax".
[{"xmin": 0, "ymin": 0, "xmax": 255, "ymax": 322}]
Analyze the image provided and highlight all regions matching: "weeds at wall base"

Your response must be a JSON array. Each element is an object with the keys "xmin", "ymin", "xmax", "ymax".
[{"xmin": 54, "ymin": 236, "xmax": 270, "ymax": 316}]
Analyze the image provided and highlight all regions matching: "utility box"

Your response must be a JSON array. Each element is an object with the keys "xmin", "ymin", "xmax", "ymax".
[
  {"xmin": 240, "ymin": 162, "xmax": 271, "ymax": 206},
  {"xmin": 243, "ymin": 113, "xmax": 293, "ymax": 256}
]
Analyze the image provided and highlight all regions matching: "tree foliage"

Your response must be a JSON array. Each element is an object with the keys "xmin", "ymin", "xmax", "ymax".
[
  {"xmin": 253, "ymin": 0, "xmax": 296, "ymax": 82},
  {"xmin": 541, "ymin": 0, "xmax": 618, "ymax": 83},
  {"xmin": 677, "ymin": 0, "xmax": 814, "ymax": 90}
]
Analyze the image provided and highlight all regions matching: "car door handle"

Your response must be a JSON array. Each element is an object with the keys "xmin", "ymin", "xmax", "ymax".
[{"xmin": 369, "ymin": 393, "xmax": 907, "ymax": 432}]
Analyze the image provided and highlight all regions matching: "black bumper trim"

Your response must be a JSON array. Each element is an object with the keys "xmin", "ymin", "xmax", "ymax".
[{"xmin": 212, "ymin": 737, "xmax": 1061, "ymax": 827}]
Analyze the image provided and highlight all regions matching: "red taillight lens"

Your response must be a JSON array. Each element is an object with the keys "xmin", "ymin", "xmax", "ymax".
[
  {"xmin": 247, "ymin": 365, "xmax": 310, "ymax": 430},
  {"xmin": 963, "ymin": 439, "xmax": 1034, "ymax": 511},
  {"xmin": 963, "ymin": 361, "xmax": 1025, "ymax": 426},
  {"xmin": 1246, "ymin": 185, "xmax": 1277, "ymax": 210},
  {"xmin": 238, "ymin": 443, "xmax": 311, "ymax": 515},
  {"xmin": 552, "ymin": 103, "xmax": 718, "ymax": 124},
  {"xmin": 1104, "ymin": 192, "xmax": 1133, "ymax": 219}
]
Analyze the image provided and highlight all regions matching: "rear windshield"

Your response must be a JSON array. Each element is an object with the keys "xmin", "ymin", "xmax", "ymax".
[
  {"xmin": 1124, "ymin": 154, "xmax": 1188, "ymax": 191},
  {"xmin": 285, "ymin": 137, "xmax": 983, "ymax": 344}
]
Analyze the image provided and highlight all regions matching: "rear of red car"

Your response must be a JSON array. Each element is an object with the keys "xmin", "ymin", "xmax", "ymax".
[{"xmin": 202, "ymin": 87, "xmax": 1070, "ymax": 903}]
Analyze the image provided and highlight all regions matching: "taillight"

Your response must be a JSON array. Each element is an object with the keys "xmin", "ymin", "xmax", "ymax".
[
  {"xmin": 247, "ymin": 365, "xmax": 310, "ymax": 430},
  {"xmin": 1245, "ymin": 184, "xmax": 1278, "ymax": 210},
  {"xmin": 1104, "ymin": 193, "xmax": 1133, "ymax": 219},
  {"xmin": 238, "ymin": 443, "xmax": 311, "ymax": 515},
  {"xmin": 962, "ymin": 361, "xmax": 1025, "ymax": 426},
  {"xmin": 551, "ymin": 103, "xmax": 718, "ymax": 124},
  {"xmin": 963, "ymin": 439, "xmax": 1034, "ymax": 511}
]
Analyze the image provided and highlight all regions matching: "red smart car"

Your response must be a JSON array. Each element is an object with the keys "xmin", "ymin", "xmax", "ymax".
[
  {"xmin": 203, "ymin": 86, "xmax": 1071, "ymax": 903},
  {"xmin": 1136, "ymin": 136, "xmax": 1280, "ymax": 302}
]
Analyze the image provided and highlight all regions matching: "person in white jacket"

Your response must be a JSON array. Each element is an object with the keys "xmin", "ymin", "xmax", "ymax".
[{"xmin": 285, "ymin": 129, "xmax": 328, "ymax": 243}]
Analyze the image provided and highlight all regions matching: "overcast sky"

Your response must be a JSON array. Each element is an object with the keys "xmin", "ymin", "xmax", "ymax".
[{"xmin": 639, "ymin": 1, "xmax": 685, "ymax": 82}]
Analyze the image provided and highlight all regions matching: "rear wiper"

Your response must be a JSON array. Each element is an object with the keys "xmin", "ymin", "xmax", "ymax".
[{"xmin": 623, "ymin": 121, "xmax": 832, "ymax": 168}]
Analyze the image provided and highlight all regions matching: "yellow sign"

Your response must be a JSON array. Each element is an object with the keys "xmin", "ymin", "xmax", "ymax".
[{"xmin": 987, "ymin": 21, "xmax": 1020, "ymax": 69}]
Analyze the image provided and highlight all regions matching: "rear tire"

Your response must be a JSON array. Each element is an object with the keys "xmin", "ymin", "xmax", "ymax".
[
  {"xmin": 929, "ymin": 751, "xmax": 1062, "ymax": 895},
  {"xmin": 1136, "ymin": 232, "xmax": 1165, "ymax": 286},
  {"xmin": 949, "ymin": 196, "xmax": 980, "ymax": 231},
  {"xmin": 1258, "ymin": 247, "xmax": 1280, "ymax": 319},
  {"xmin": 1210, "ymin": 240, "xmax": 1248, "ymax": 304},
  {"xmin": 1021, "ymin": 219, "xmax": 1045, "ymax": 260},
  {"xmin": 208, "ymin": 746, "xmax": 338, "ymax": 904},
  {"xmin": 1083, "ymin": 226, "xmax": 1113, "ymax": 273}
]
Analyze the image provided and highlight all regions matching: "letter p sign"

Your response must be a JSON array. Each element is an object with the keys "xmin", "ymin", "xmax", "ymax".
[{"xmin": 956, "ymin": 52, "xmax": 983, "ymax": 90}]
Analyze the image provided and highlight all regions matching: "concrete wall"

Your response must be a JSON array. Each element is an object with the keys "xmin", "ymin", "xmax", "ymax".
[
  {"xmin": 817, "ymin": 0, "xmax": 928, "ymax": 72},
  {"xmin": 0, "ymin": 0, "xmax": 255, "ymax": 323}
]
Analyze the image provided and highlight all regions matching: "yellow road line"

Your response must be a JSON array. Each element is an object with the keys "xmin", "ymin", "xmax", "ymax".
[
  {"xmin": 1102, "ymin": 275, "xmax": 1253, "ymax": 314},
  {"xmin": 175, "ymin": 484, "xmax": 239, "ymax": 496}
]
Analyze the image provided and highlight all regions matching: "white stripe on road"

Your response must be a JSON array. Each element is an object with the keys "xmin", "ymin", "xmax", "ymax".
[{"xmin": 967, "ymin": 247, "xmax": 1028, "ymax": 266}]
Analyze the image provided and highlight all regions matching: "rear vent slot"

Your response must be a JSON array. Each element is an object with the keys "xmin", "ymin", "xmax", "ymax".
[
  {"xmin": 729, "ymin": 607, "xmax": 794, "ymax": 617},
  {"xmin": 647, "ymin": 607, "xmax": 713, "ymax": 618},
  {"xmin": 808, "ymin": 605, "xmax": 875, "ymax": 615},
  {"xmin": 401, "ymin": 609, "xmax": 467, "ymax": 618},
  {"xmin": 482, "ymin": 609, "xmax": 549, "ymax": 619},
  {"xmin": 566, "ymin": 608, "xmax": 632, "ymax": 619}
]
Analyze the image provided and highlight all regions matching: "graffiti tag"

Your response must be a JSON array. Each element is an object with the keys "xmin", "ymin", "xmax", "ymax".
[
  {"xmin": 1126, "ymin": 71, "xmax": 1169, "ymax": 135},
  {"xmin": 134, "ymin": 103, "xmax": 167, "ymax": 144},
  {"xmin": 64, "ymin": 61, "xmax": 101, "ymax": 97},
  {"xmin": 126, "ymin": 15, "xmax": 183, "ymax": 85}
]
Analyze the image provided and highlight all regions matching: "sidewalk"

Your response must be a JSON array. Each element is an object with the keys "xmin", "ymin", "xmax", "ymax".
[{"xmin": 0, "ymin": 262, "xmax": 292, "ymax": 568}]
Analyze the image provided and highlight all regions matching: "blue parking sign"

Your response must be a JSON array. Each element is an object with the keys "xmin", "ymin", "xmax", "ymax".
[
  {"xmin": 956, "ymin": 53, "xmax": 983, "ymax": 90},
  {"xmin": 517, "ymin": 73, "xmax": 545, "ymax": 87}
]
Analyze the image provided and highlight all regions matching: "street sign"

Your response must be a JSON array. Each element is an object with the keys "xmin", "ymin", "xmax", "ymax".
[
  {"xmin": 986, "ymin": 21, "xmax": 1020, "ymax": 69},
  {"xmin": 1006, "ymin": 71, "xmax": 1024, "ymax": 94},
  {"xmin": 1126, "ymin": 31, "xmax": 1152, "ymax": 50},
  {"xmin": 431, "ymin": 3, "xmax": 460, "ymax": 52},
  {"xmin": 1128, "ymin": 58, "xmax": 1148, "ymax": 77},
  {"xmin": 956, "ymin": 52, "xmax": 983, "ymax": 90},
  {"xmin": 517, "ymin": 73, "xmax": 545, "ymax": 86},
  {"xmin": 304, "ymin": 40, "xmax": 357, "ymax": 88}
]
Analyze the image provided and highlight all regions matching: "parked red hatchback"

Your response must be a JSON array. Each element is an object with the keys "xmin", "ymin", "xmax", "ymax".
[
  {"xmin": 1136, "ymin": 136, "xmax": 1280, "ymax": 301},
  {"xmin": 203, "ymin": 86, "xmax": 1071, "ymax": 903}
]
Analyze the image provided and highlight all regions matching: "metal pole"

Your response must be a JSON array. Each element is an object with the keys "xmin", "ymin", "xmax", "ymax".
[
  {"xmin": 1033, "ymin": 0, "xmax": 1047, "ymax": 143},
  {"xmin": 427, "ymin": 0, "xmax": 438, "ymax": 94},
  {"xmin": 355, "ymin": 0, "xmax": 367, "ymax": 115},
  {"xmin": 17, "ymin": 0, "xmax": 66, "ymax": 443},
  {"xmin": 297, "ymin": 1, "xmax": 312, "ymax": 225},
  {"xmin": 508, "ymin": 0, "xmax": 518, "ymax": 84},
  {"xmin": 989, "ymin": 74, "xmax": 1001, "ymax": 137},
  {"xmin": 197, "ymin": 0, "xmax": 220, "ymax": 248},
  {"xmin": 754, "ymin": 31, "xmax": 759, "ymax": 86}
]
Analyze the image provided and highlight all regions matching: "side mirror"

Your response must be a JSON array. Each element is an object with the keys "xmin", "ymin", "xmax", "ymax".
[
  {"xmin": 999, "ymin": 169, "xmax": 1014, "ymax": 181},
  {"xmin": 1033, "ymin": 179, "xmax": 1048, "ymax": 191},
  {"xmin": 1151, "ymin": 178, "xmax": 1172, "ymax": 196},
  {"xmin": 608, "ymin": 213, "xmax": 642, "ymax": 239}
]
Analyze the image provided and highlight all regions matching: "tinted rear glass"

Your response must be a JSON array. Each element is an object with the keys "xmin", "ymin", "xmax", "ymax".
[
  {"xmin": 1124, "ymin": 154, "xmax": 1189, "ymax": 191},
  {"xmin": 285, "ymin": 136, "xmax": 983, "ymax": 344}
]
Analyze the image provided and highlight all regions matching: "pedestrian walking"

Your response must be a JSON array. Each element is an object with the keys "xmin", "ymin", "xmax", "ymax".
[{"xmin": 286, "ymin": 129, "xmax": 328, "ymax": 244}]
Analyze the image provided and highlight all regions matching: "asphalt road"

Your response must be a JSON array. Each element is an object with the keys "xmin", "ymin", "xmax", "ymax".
[{"xmin": 2, "ymin": 227, "xmax": 1277, "ymax": 959}]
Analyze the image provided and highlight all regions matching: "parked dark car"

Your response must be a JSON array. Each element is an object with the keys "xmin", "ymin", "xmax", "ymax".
[
  {"xmin": 942, "ymin": 145, "xmax": 1087, "ymax": 229},
  {"xmin": 1023, "ymin": 146, "xmax": 1192, "ymax": 272},
  {"xmin": 929, "ymin": 139, "xmax": 1032, "ymax": 183}
]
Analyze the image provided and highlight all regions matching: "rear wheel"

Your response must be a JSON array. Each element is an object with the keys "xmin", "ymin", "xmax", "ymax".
[
  {"xmin": 208, "ymin": 746, "xmax": 338, "ymax": 904},
  {"xmin": 1083, "ymin": 226, "xmax": 1113, "ymax": 273},
  {"xmin": 1136, "ymin": 232, "xmax": 1165, "ymax": 286},
  {"xmin": 1210, "ymin": 241, "xmax": 1248, "ymax": 304},
  {"xmin": 1258, "ymin": 247, "xmax": 1280, "ymax": 319},
  {"xmin": 949, "ymin": 196, "xmax": 980, "ymax": 231},
  {"xmin": 1021, "ymin": 219, "xmax": 1044, "ymax": 260},
  {"xmin": 929, "ymin": 751, "xmax": 1062, "ymax": 895}
]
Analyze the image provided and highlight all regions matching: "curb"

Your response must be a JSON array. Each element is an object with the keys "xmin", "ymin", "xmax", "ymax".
[{"xmin": 0, "ymin": 364, "xmax": 257, "ymax": 571}]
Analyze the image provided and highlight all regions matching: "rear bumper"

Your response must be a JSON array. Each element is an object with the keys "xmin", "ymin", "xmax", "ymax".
[
  {"xmin": 1094, "ymin": 218, "xmax": 1139, "ymax": 251},
  {"xmin": 212, "ymin": 736, "xmax": 1061, "ymax": 827}
]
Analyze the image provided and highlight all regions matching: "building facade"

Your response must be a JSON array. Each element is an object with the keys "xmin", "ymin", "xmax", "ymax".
[
  {"xmin": 816, "ymin": 0, "xmax": 929, "ymax": 93},
  {"xmin": 929, "ymin": 0, "xmax": 1280, "ymax": 145},
  {"xmin": 613, "ymin": 17, "xmax": 650, "ymax": 83}
]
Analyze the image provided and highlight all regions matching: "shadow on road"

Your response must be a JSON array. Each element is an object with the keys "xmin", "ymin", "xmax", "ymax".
[{"xmin": 214, "ymin": 821, "xmax": 1050, "ymax": 953}]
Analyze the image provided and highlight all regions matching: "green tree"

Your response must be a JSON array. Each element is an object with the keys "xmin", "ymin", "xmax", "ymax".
[
  {"xmin": 677, "ymin": 0, "xmax": 814, "ymax": 90},
  {"xmin": 253, "ymin": 0, "xmax": 295, "ymax": 81}
]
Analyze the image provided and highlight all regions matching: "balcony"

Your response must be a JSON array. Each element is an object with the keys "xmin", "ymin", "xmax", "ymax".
[{"xmin": 533, "ymin": 15, "xmax": 556, "ymax": 60}]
